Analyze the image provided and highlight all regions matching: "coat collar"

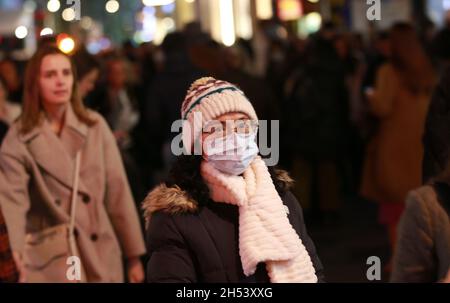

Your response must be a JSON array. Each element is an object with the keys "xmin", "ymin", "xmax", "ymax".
[
  {"xmin": 19, "ymin": 104, "xmax": 88, "ymax": 143},
  {"xmin": 65, "ymin": 104, "xmax": 89, "ymax": 138},
  {"xmin": 142, "ymin": 168, "xmax": 293, "ymax": 226},
  {"xmin": 19, "ymin": 105, "xmax": 90, "ymax": 193},
  {"xmin": 142, "ymin": 184, "xmax": 198, "ymax": 227}
]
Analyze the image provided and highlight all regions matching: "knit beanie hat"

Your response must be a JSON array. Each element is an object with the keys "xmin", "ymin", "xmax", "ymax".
[{"xmin": 181, "ymin": 77, "xmax": 258, "ymax": 154}]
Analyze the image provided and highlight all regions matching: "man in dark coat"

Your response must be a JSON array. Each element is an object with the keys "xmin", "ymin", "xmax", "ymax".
[{"xmin": 144, "ymin": 32, "xmax": 204, "ymax": 182}]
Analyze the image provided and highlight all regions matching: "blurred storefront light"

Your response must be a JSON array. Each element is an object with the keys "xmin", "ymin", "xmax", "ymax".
[
  {"xmin": 427, "ymin": 0, "xmax": 450, "ymax": 27},
  {"xmin": 143, "ymin": 5, "xmax": 156, "ymax": 14},
  {"xmin": 105, "ymin": 0, "xmax": 120, "ymax": 14},
  {"xmin": 161, "ymin": 2, "xmax": 176, "ymax": 14},
  {"xmin": 445, "ymin": 0, "xmax": 450, "ymax": 9},
  {"xmin": 80, "ymin": 16, "xmax": 93, "ymax": 30},
  {"xmin": 99, "ymin": 37, "xmax": 112, "ymax": 49},
  {"xmin": 162, "ymin": 17, "xmax": 175, "ymax": 31},
  {"xmin": 62, "ymin": 8, "xmax": 76, "ymax": 21},
  {"xmin": 297, "ymin": 12, "xmax": 321, "ymax": 38},
  {"xmin": 24, "ymin": 0, "xmax": 37, "ymax": 13},
  {"xmin": 234, "ymin": 0, "xmax": 252, "ymax": 39},
  {"xmin": 256, "ymin": 0, "xmax": 273, "ymax": 20},
  {"xmin": 305, "ymin": 12, "xmax": 321, "ymax": 32},
  {"xmin": 177, "ymin": 0, "xmax": 196, "ymax": 27},
  {"xmin": 278, "ymin": 0, "xmax": 303, "ymax": 21},
  {"xmin": 87, "ymin": 42, "xmax": 102, "ymax": 54},
  {"xmin": 47, "ymin": 0, "xmax": 60, "ymax": 13},
  {"xmin": 141, "ymin": 31, "xmax": 154, "ymax": 43},
  {"xmin": 57, "ymin": 34, "xmax": 75, "ymax": 54},
  {"xmin": 219, "ymin": 0, "xmax": 235, "ymax": 46},
  {"xmin": 134, "ymin": 5, "xmax": 157, "ymax": 44},
  {"xmin": 15, "ymin": 25, "xmax": 28, "ymax": 39},
  {"xmin": 40, "ymin": 27, "xmax": 54, "ymax": 36},
  {"xmin": 206, "ymin": 0, "xmax": 254, "ymax": 46}
]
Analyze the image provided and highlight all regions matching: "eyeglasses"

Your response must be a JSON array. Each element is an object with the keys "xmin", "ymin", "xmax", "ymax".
[{"xmin": 203, "ymin": 120, "xmax": 258, "ymax": 136}]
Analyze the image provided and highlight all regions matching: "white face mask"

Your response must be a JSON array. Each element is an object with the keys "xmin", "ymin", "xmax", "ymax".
[{"xmin": 203, "ymin": 131, "xmax": 259, "ymax": 175}]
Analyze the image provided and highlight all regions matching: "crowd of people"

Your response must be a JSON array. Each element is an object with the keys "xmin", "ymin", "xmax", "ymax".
[{"xmin": 0, "ymin": 16, "xmax": 449, "ymax": 282}]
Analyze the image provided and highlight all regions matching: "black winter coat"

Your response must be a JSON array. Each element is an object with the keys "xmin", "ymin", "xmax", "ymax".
[{"xmin": 143, "ymin": 171, "xmax": 325, "ymax": 283}]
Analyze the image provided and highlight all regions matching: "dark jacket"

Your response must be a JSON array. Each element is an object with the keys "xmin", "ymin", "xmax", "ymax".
[
  {"xmin": 0, "ymin": 208, "xmax": 19, "ymax": 282},
  {"xmin": 146, "ymin": 53, "xmax": 205, "ymax": 144},
  {"xmin": 283, "ymin": 36, "xmax": 350, "ymax": 159},
  {"xmin": 422, "ymin": 67, "xmax": 450, "ymax": 183},
  {"xmin": 0, "ymin": 121, "xmax": 7, "ymax": 145},
  {"xmin": 391, "ymin": 184, "xmax": 450, "ymax": 282},
  {"xmin": 143, "ymin": 171, "xmax": 324, "ymax": 283},
  {"xmin": 144, "ymin": 54, "xmax": 205, "ymax": 174}
]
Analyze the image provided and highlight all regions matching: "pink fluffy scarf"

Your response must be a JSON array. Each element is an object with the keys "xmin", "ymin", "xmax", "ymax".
[{"xmin": 200, "ymin": 156, "xmax": 318, "ymax": 283}]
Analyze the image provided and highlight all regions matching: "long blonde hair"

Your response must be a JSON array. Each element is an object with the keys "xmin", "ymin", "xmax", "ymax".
[{"xmin": 20, "ymin": 44, "xmax": 96, "ymax": 134}]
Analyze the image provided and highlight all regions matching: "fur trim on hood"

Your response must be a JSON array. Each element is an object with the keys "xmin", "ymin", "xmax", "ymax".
[{"xmin": 142, "ymin": 168, "xmax": 293, "ymax": 226}]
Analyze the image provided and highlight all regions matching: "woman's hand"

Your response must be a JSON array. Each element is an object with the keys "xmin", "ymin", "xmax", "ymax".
[
  {"xmin": 127, "ymin": 257, "xmax": 144, "ymax": 283},
  {"xmin": 12, "ymin": 251, "xmax": 26, "ymax": 283}
]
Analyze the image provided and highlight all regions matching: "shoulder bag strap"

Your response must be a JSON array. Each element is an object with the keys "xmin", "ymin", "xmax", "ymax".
[{"xmin": 68, "ymin": 151, "xmax": 81, "ymax": 256}]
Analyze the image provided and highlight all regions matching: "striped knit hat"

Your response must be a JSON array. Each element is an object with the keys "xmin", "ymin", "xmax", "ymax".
[{"xmin": 181, "ymin": 77, "xmax": 258, "ymax": 153}]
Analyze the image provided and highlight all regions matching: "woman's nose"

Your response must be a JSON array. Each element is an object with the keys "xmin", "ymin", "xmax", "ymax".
[{"xmin": 56, "ymin": 74, "xmax": 65, "ymax": 85}]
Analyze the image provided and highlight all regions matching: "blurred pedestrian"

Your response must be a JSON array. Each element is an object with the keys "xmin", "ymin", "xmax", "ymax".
[
  {"xmin": 221, "ymin": 43, "xmax": 280, "ymax": 122},
  {"xmin": 145, "ymin": 32, "xmax": 204, "ymax": 184},
  {"xmin": 390, "ymin": 67, "xmax": 450, "ymax": 283},
  {"xmin": 90, "ymin": 54, "xmax": 145, "ymax": 203},
  {"xmin": 283, "ymin": 22, "xmax": 350, "ymax": 223},
  {"xmin": 0, "ymin": 58, "xmax": 23, "ymax": 104},
  {"xmin": 0, "ymin": 45, "xmax": 146, "ymax": 282},
  {"xmin": 362, "ymin": 31, "xmax": 390, "ymax": 91},
  {"xmin": 423, "ymin": 68, "xmax": 450, "ymax": 183},
  {"xmin": 94, "ymin": 55, "xmax": 140, "ymax": 149},
  {"xmin": 72, "ymin": 48, "xmax": 100, "ymax": 101},
  {"xmin": 0, "ymin": 75, "xmax": 21, "ymax": 125},
  {"xmin": 361, "ymin": 23, "xmax": 436, "ymax": 273}
]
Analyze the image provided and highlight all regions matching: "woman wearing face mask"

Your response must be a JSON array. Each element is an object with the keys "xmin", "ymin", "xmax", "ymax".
[
  {"xmin": 0, "ymin": 45, "xmax": 146, "ymax": 282},
  {"xmin": 143, "ymin": 77, "xmax": 324, "ymax": 282}
]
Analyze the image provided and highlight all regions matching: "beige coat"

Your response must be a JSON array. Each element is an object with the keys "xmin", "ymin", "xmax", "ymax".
[
  {"xmin": 0, "ymin": 106, "xmax": 146, "ymax": 282},
  {"xmin": 391, "ymin": 185, "xmax": 450, "ymax": 282},
  {"xmin": 361, "ymin": 64, "xmax": 431, "ymax": 203}
]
